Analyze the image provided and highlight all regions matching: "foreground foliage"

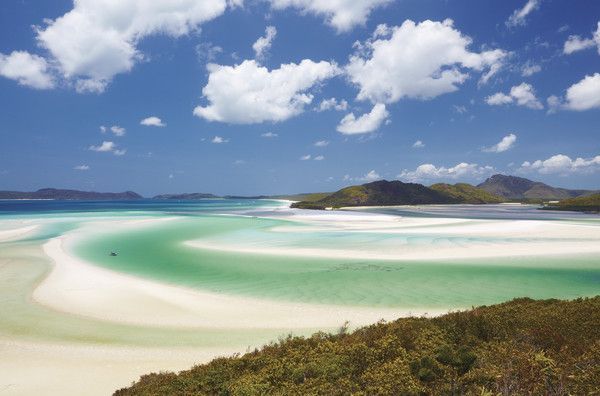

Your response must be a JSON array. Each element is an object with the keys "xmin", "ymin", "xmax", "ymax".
[{"xmin": 116, "ymin": 297, "xmax": 600, "ymax": 395}]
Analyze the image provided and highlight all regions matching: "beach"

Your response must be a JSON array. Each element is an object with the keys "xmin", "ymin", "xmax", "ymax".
[{"xmin": 0, "ymin": 200, "xmax": 599, "ymax": 395}]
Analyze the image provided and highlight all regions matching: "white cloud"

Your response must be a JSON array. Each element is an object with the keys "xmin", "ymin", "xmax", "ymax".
[
  {"xmin": 89, "ymin": 141, "xmax": 126, "ymax": 155},
  {"xmin": 336, "ymin": 103, "xmax": 388, "ymax": 134},
  {"xmin": 314, "ymin": 140, "xmax": 329, "ymax": 147},
  {"xmin": 261, "ymin": 132, "xmax": 278, "ymax": 138},
  {"xmin": 0, "ymin": 51, "xmax": 54, "ymax": 89},
  {"xmin": 346, "ymin": 20, "xmax": 506, "ymax": 105},
  {"xmin": 360, "ymin": 170, "xmax": 381, "ymax": 181},
  {"xmin": 563, "ymin": 73, "xmax": 600, "ymax": 111},
  {"xmin": 212, "ymin": 136, "xmax": 229, "ymax": 144},
  {"xmin": 399, "ymin": 162, "xmax": 494, "ymax": 182},
  {"xmin": 194, "ymin": 59, "xmax": 340, "ymax": 124},
  {"xmin": 506, "ymin": 0, "xmax": 541, "ymax": 28},
  {"xmin": 314, "ymin": 155, "xmax": 325, "ymax": 161},
  {"xmin": 110, "ymin": 125, "xmax": 126, "ymax": 136},
  {"xmin": 485, "ymin": 83, "xmax": 543, "ymax": 110},
  {"xmin": 140, "ymin": 116, "xmax": 166, "ymax": 127},
  {"xmin": 482, "ymin": 133, "xmax": 517, "ymax": 153},
  {"xmin": 520, "ymin": 154, "xmax": 600, "ymax": 175},
  {"xmin": 316, "ymin": 97, "xmax": 348, "ymax": 111},
  {"xmin": 563, "ymin": 22, "xmax": 600, "ymax": 55},
  {"xmin": 485, "ymin": 92, "xmax": 513, "ymax": 106},
  {"xmin": 73, "ymin": 164, "xmax": 90, "ymax": 171},
  {"xmin": 412, "ymin": 140, "xmax": 425, "ymax": 148},
  {"xmin": 521, "ymin": 62, "xmax": 541, "ymax": 77},
  {"xmin": 35, "ymin": 0, "xmax": 229, "ymax": 92},
  {"xmin": 89, "ymin": 141, "xmax": 116, "ymax": 152},
  {"xmin": 267, "ymin": 0, "xmax": 392, "ymax": 32},
  {"xmin": 100, "ymin": 126, "xmax": 107, "ymax": 133},
  {"xmin": 300, "ymin": 154, "xmax": 312, "ymax": 160},
  {"xmin": 253, "ymin": 26, "xmax": 277, "ymax": 61}
]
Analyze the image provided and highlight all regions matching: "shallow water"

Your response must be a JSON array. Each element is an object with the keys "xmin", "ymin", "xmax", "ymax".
[{"xmin": 1, "ymin": 199, "xmax": 599, "ymax": 339}]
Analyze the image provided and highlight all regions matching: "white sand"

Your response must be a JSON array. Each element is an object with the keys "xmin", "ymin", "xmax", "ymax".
[
  {"xmin": 0, "ymin": 337, "xmax": 240, "ymax": 396},
  {"xmin": 33, "ymin": 237, "xmax": 431, "ymax": 329},
  {"xmin": 0, "ymin": 225, "xmax": 38, "ymax": 242},
  {"xmin": 186, "ymin": 214, "xmax": 600, "ymax": 261}
]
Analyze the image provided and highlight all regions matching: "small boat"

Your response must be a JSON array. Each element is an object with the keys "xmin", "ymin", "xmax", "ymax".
[{"xmin": 109, "ymin": 252, "xmax": 118, "ymax": 256}]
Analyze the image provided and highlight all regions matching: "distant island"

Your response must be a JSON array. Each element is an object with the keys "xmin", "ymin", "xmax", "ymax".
[{"xmin": 0, "ymin": 188, "xmax": 142, "ymax": 201}]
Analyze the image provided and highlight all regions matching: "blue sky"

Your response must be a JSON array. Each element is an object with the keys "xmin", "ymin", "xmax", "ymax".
[{"xmin": 0, "ymin": 0, "xmax": 599, "ymax": 196}]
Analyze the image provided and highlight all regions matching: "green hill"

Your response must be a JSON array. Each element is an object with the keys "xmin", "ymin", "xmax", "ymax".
[
  {"xmin": 544, "ymin": 193, "xmax": 600, "ymax": 213},
  {"xmin": 115, "ymin": 297, "xmax": 600, "ymax": 396},
  {"xmin": 477, "ymin": 174, "xmax": 595, "ymax": 200},
  {"xmin": 291, "ymin": 180, "xmax": 455, "ymax": 209},
  {"xmin": 430, "ymin": 183, "xmax": 504, "ymax": 204}
]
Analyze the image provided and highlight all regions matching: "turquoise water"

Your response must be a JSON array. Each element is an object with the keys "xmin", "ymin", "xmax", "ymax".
[
  {"xmin": 1, "ymin": 199, "xmax": 599, "ymax": 311},
  {"xmin": 57, "ymin": 201, "xmax": 600, "ymax": 309}
]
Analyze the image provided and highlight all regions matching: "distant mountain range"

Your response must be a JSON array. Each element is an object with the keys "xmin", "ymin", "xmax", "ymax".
[
  {"xmin": 0, "ymin": 188, "xmax": 142, "ymax": 200},
  {"xmin": 1, "ymin": 175, "xmax": 596, "ymax": 206},
  {"xmin": 477, "ymin": 174, "xmax": 597, "ymax": 200}
]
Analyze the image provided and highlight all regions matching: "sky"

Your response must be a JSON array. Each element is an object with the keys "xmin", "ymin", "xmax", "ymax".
[{"xmin": 0, "ymin": 0, "xmax": 599, "ymax": 196}]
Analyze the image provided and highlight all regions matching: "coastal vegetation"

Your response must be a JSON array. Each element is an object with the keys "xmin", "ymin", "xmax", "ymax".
[
  {"xmin": 291, "ymin": 180, "xmax": 504, "ymax": 209},
  {"xmin": 430, "ymin": 183, "xmax": 504, "ymax": 204},
  {"xmin": 116, "ymin": 297, "xmax": 600, "ymax": 395},
  {"xmin": 544, "ymin": 193, "xmax": 600, "ymax": 213}
]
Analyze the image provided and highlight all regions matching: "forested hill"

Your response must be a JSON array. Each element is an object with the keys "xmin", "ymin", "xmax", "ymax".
[{"xmin": 291, "ymin": 180, "xmax": 503, "ymax": 209}]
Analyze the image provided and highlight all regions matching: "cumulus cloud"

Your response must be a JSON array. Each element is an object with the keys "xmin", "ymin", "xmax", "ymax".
[
  {"xmin": 563, "ymin": 73, "xmax": 600, "ymax": 111},
  {"xmin": 261, "ymin": 132, "xmax": 278, "ymax": 138},
  {"xmin": 253, "ymin": 26, "xmax": 277, "ymax": 61},
  {"xmin": 140, "ymin": 116, "xmax": 166, "ymax": 127},
  {"xmin": 412, "ymin": 140, "xmax": 425, "ymax": 148},
  {"xmin": 314, "ymin": 155, "xmax": 325, "ymax": 161},
  {"xmin": 520, "ymin": 154, "xmax": 600, "ymax": 175},
  {"xmin": 485, "ymin": 83, "xmax": 543, "ymax": 110},
  {"xmin": 346, "ymin": 20, "xmax": 506, "ymax": 105},
  {"xmin": 89, "ymin": 141, "xmax": 126, "ymax": 155},
  {"xmin": 0, "ymin": 51, "xmax": 54, "ymax": 89},
  {"xmin": 399, "ymin": 162, "xmax": 494, "ymax": 182},
  {"xmin": 300, "ymin": 154, "xmax": 312, "ymax": 160},
  {"xmin": 212, "ymin": 136, "xmax": 229, "ymax": 143},
  {"xmin": 506, "ymin": 0, "xmax": 541, "ymax": 28},
  {"xmin": 336, "ymin": 103, "xmax": 388, "ymax": 134},
  {"xmin": 563, "ymin": 22, "xmax": 600, "ymax": 55},
  {"xmin": 267, "ymin": 0, "xmax": 393, "ymax": 32},
  {"xmin": 73, "ymin": 164, "xmax": 90, "ymax": 171},
  {"xmin": 316, "ymin": 97, "xmax": 348, "ymax": 111},
  {"xmin": 194, "ymin": 59, "xmax": 340, "ymax": 123},
  {"xmin": 314, "ymin": 140, "xmax": 329, "ymax": 147},
  {"xmin": 482, "ymin": 133, "xmax": 517, "ymax": 153},
  {"xmin": 35, "ymin": 0, "xmax": 229, "ymax": 92}
]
